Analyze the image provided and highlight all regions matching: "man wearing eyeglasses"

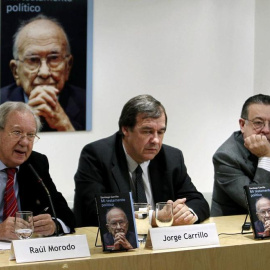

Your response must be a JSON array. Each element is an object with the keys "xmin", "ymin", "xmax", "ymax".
[
  {"xmin": 0, "ymin": 14, "xmax": 86, "ymax": 132},
  {"xmin": 103, "ymin": 207, "xmax": 137, "ymax": 250},
  {"xmin": 255, "ymin": 197, "xmax": 270, "ymax": 237},
  {"xmin": 211, "ymin": 94, "xmax": 270, "ymax": 216},
  {"xmin": 0, "ymin": 102, "xmax": 75, "ymax": 241}
]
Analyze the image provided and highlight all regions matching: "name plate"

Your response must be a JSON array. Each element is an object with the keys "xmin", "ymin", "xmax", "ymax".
[
  {"xmin": 11, "ymin": 234, "xmax": 90, "ymax": 263},
  {"xmin": 150, "ymin": 223, "xmax": 219, "ymax": 250}
]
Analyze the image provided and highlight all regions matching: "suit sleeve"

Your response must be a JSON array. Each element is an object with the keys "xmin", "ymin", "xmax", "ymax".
[
  {"xmin": 213, "ymin": 149, "xmax": 270, "ymax": 210},
  {"xmin": 29, "ymin": 154, "xmax": 75, "ymax": 232},
  {"xmin": 74, "ymin": 144, "xmax": 108, "ymax": 227},
  {"xmin": 173, "ymin": 150, "xmax": 210, "ymax": 223}
]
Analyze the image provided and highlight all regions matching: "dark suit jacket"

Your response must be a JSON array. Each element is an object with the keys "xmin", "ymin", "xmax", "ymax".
[
  {"xmin": 211, "ymin": 131, "xmax": 270, "ymax": 217},
  {"xmin": 1, "ymin": 83, "xmax": 86, "ymax": 131},
  {"xmin": 103, "ymin": 231, "xmax": 137, "ymax": 250},
  {"xmin": 74, "ymin": 132, "xmax": 210, "ymax": 227},
  {"xmin": 254, "ymin": 220, "xmax": 265, "ymax": 234},
  {"xmin": 17, "ymin": 151, "xmax": 75, "ymax": 232}
]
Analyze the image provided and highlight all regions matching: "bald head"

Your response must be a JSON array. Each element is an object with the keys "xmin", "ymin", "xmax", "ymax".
[{"xmin": 13, "ymin": 18, "xmax": 70, "ymax": 59}]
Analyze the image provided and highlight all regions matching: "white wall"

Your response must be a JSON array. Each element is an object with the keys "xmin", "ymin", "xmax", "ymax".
[
  {"xmin": 254, "ymin": 0, "xmax": 270, "ymax": 94},
  {"xmin": 34, "ymin": 0, "xmax": 255, "ymax": 208}
]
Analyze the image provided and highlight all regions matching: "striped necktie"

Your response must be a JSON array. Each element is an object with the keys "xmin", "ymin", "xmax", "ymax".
[
  {"xmin": 135, "ymin": 165, "xmax": 147, "ymax": 203},
  {"xmin": 3, "ymin": 168, "xmax": 18, "ymax": 220}
]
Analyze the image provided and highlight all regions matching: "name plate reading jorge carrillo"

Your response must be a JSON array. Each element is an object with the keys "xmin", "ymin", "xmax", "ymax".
[
  {"xmin": 150, "ymin": 223, "xmax": 219, "ymax": 250},
  {"xmin": 11, "ymin": 234, "xmax": 90, "ymax": 263}
]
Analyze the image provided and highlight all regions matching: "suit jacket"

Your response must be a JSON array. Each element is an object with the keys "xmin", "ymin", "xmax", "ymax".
[
  {"xmin": 0, "ymin": 83, "xmax": 86, "ymax": 131},
  {"xmin": 74, "ymin": 132, "xmax": 210, "ymax": 227},
  {"xmin": 254, "ymin": 220, "xmax": 265, "ymax": 236},
  {"xmin": 103, "ymin": 231, "xmax": 137, "ymax": 250},
  {"xmin": 211, "ymin": 131, "xmax": 270, "ymax": 217},
  {"xmin": 17, "ymin": 151, "xmax": 75, "ymax": 232}
]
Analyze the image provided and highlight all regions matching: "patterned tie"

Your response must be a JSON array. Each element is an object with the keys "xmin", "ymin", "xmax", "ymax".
[
  {"xmin": 135, "ymin": 165, "xmax": 147, "ymax": 203},
  {"xmin": 3, "ymin": 168, "xmax": 18, "ymax": 220}
]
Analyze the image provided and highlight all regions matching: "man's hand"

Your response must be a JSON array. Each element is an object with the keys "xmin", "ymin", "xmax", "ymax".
[
  {"xmin": 33, "ymin": 214, "xmax": 56, "ymax": 236},
  {"xmin": 151, "ymin": 199, "xmax": 197, "ymax": 227},
  {"xmin": 113, "ymin": 232, "xmax": 133, "ymax": 250},
  {"xmin": 169, "ymin": 199, "xmax": 197, "ymax": 225},
  {"xmin": 244, "ymin": 134, "xmax": 270, "ymax": 157},
  {"xmin": 0, "ymin": 217, "xmax": 17, "ymax": 241},
  {"xmin": 28, "ymin": 86, "xmax": 75, "ymax": 131}
]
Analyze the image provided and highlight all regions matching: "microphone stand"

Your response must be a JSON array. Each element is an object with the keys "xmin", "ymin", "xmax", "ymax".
[{"xmin": 28, "ymin": 164, "xmax": 59, "ymax": 236}]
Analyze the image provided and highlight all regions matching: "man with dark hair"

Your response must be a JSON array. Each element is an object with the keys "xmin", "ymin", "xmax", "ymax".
[
  {"xmin": 0, "ymin": 101, "xmax": 75, "ymax": 241},
  {"xmin": 1, "ymin": 14, "xmax": 86, "ymax": 132},
  {"xmin": 103, "ymin": 207, "xmax": 136, "ymax": 250},
  {"xmin": 211, "ymin": 94, "xmax": 270, "ymax": 216},
  {"xmin": 74, "ymin": 94, "xmax": 209, "ymax": 227}
]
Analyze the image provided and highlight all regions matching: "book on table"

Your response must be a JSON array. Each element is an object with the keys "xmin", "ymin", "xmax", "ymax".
[
  {"xmin": 244, "ymin": 183, "xmax": 270, "ymax": 239},
  {"xmin": 95, "ymin": 192, "xmax": 139, "ymax": 251}
]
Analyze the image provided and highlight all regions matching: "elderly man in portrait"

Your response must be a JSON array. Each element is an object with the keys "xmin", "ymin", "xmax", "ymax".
[
  {"xmin": 254, "ymin": 197, "xmax": 270, "ymax": 237},
  {"xmin": 0, "ymin": 14, "xmax": 86, "ymax": 132},
  {"xmin": 103, "ymin": 207, "xmax": 137, "ymax": 250}
]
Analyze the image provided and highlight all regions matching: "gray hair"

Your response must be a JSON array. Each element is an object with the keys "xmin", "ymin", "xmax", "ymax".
[
  {"xmin": 12, "ymin": 14, "xmax": 71, "ymax": 59},
  {"xmin": 0, "ymin": 102, "xmax": 42, "ymax": 132},
  {"xmin": 255, "ymin": 196, "xmax": 270, "ymax": 212},
  {"xmin": 118, "ymin": 94, "xmax": 167, "ymax": 134}
]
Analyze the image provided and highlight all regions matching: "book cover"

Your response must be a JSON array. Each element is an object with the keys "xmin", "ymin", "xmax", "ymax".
[
  {"xmin": 244, "ymin": 184, "xmax": 270, "ymax": 239},
  {"xmin": 0, "ymin": 0, "xmax": 93, "ymax": 131},
  {"xmin": 95, "ymin": 192, "xmax": 139, "ymax": 251}
]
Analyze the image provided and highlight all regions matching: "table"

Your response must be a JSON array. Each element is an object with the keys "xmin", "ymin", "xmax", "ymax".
[{"xmin": 0, "ymin": 215, "xmax": 269, "ymax": 270}]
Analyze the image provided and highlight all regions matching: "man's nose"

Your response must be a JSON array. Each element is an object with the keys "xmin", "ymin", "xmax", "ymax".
[
  {"xmin": 150, "ymin": 132, "xmax": 160, "ymax": 144},
  {"xmin": 116, "ymin": 222, "xmax": 121, "ymax": 228},
  {"xmin": 265, "ymin": 211, "xmax": 270, "ymax": 217},
  {"xmin": 261, "ymin": 123, "xmax": 270, "ymax": 134},
  {"xmin": 37, "ymin": 59, "xmax": 51, "ymax": 77}
]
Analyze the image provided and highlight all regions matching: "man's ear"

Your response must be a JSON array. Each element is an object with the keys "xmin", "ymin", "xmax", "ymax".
[
  {"xmin": 121, "ymin": 126, "xmax": 129, "ymax": 137},
  {"xmin": 239, "ymin": 118, "xmax": 245, "ymax": 133},
  {"xmin": 9, "ymin": 60, "xmax": 21, "ymax": 86}
]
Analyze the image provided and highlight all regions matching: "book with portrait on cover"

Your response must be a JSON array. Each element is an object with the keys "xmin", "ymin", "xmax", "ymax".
[
  {"xmin": 244, "ymin": 183, "xmax": 270, "ymax": 239},
  {"xmin": 95, "ymin": 192, "xmax": 138, "ymax": 251}
]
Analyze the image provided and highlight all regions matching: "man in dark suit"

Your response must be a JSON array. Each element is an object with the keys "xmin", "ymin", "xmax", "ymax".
[
  {"xmin": 211, "ymin": 94, "xmax": 270, "ymax": 216},
  {"xmin": 0, "ymin": 14, "xmax": 86, "ymax": 132},
  {"xmin": 103, "ymin": 207, "xmax": 137, "ymax": 250},
  {"xmin": 0, "ymin": 101, "xmax": 75, "ymax": 241},
  {"xmin": 74, "ymin": 94, "xmax": 209, "ymax": 227}
]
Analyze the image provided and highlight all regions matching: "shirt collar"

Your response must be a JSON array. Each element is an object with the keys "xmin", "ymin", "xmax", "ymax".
[
  {"xmin": 122, "ymin": 143, "xmax": 150, "ymax": 173},
  {"xmin": 0, "ymin": 160, "xmax": 19, "ymax": 171}
]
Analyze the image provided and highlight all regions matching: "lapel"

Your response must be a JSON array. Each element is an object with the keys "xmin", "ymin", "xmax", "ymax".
[
  {"xmin": 148, "ymin": 147, "xmax": 172, "ymax": 203},
  {"xmin": 111, "ymin": 133, "xmax": 132, "ymax": 192}
]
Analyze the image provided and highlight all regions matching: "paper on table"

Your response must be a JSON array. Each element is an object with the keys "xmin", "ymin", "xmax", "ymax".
[{"xmin": 0, "ymin": 241, "xmax": 11, "ymax": 250}]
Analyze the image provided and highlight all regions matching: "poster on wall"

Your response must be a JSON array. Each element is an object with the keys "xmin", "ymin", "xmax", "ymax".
[{"xmin": 0, "ymin": 0, "xmax": 93, "ymax": 132}]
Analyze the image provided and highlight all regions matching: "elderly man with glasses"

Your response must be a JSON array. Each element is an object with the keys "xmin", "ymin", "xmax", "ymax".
[
  {"xmin": 103, "ymin": 207, "xmax": 137, "ymax": 251},
  {"xmin": 0, "ymin": 102, "xmax": 75, "ymax": 241},
  {"xmin": 211, "ymin": 94, "xmax": 270, "ymax": 217},
  {"xmin": 1, "ymin": 14, "xmax": 86, "ymax": 132},
  {"xmin": 255, "ymin": 197, "xmax": 270, "ymax": 237}
]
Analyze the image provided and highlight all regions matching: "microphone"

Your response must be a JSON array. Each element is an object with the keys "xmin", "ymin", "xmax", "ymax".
[{"xmin": 28, "ymin": 164, "xmax": 59, "ymax": 236}]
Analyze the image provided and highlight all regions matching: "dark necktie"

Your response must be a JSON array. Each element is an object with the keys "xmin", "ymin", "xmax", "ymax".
[
  {"xmin": 135, "ymin": 165, "xmax": 147, "ymax": 203},
  {"xmin": 3, "ymin": 168, "xmax": 18, "ymax": 220}
]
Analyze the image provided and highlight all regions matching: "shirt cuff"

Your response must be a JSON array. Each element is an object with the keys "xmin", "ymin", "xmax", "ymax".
[
  {"xmin": 189, "ymin": 208, "xmax": 198, "ymax": 223},
  {"xmin": 258, "ymin": 157, "xmax": 270, "ymax": 172}
]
